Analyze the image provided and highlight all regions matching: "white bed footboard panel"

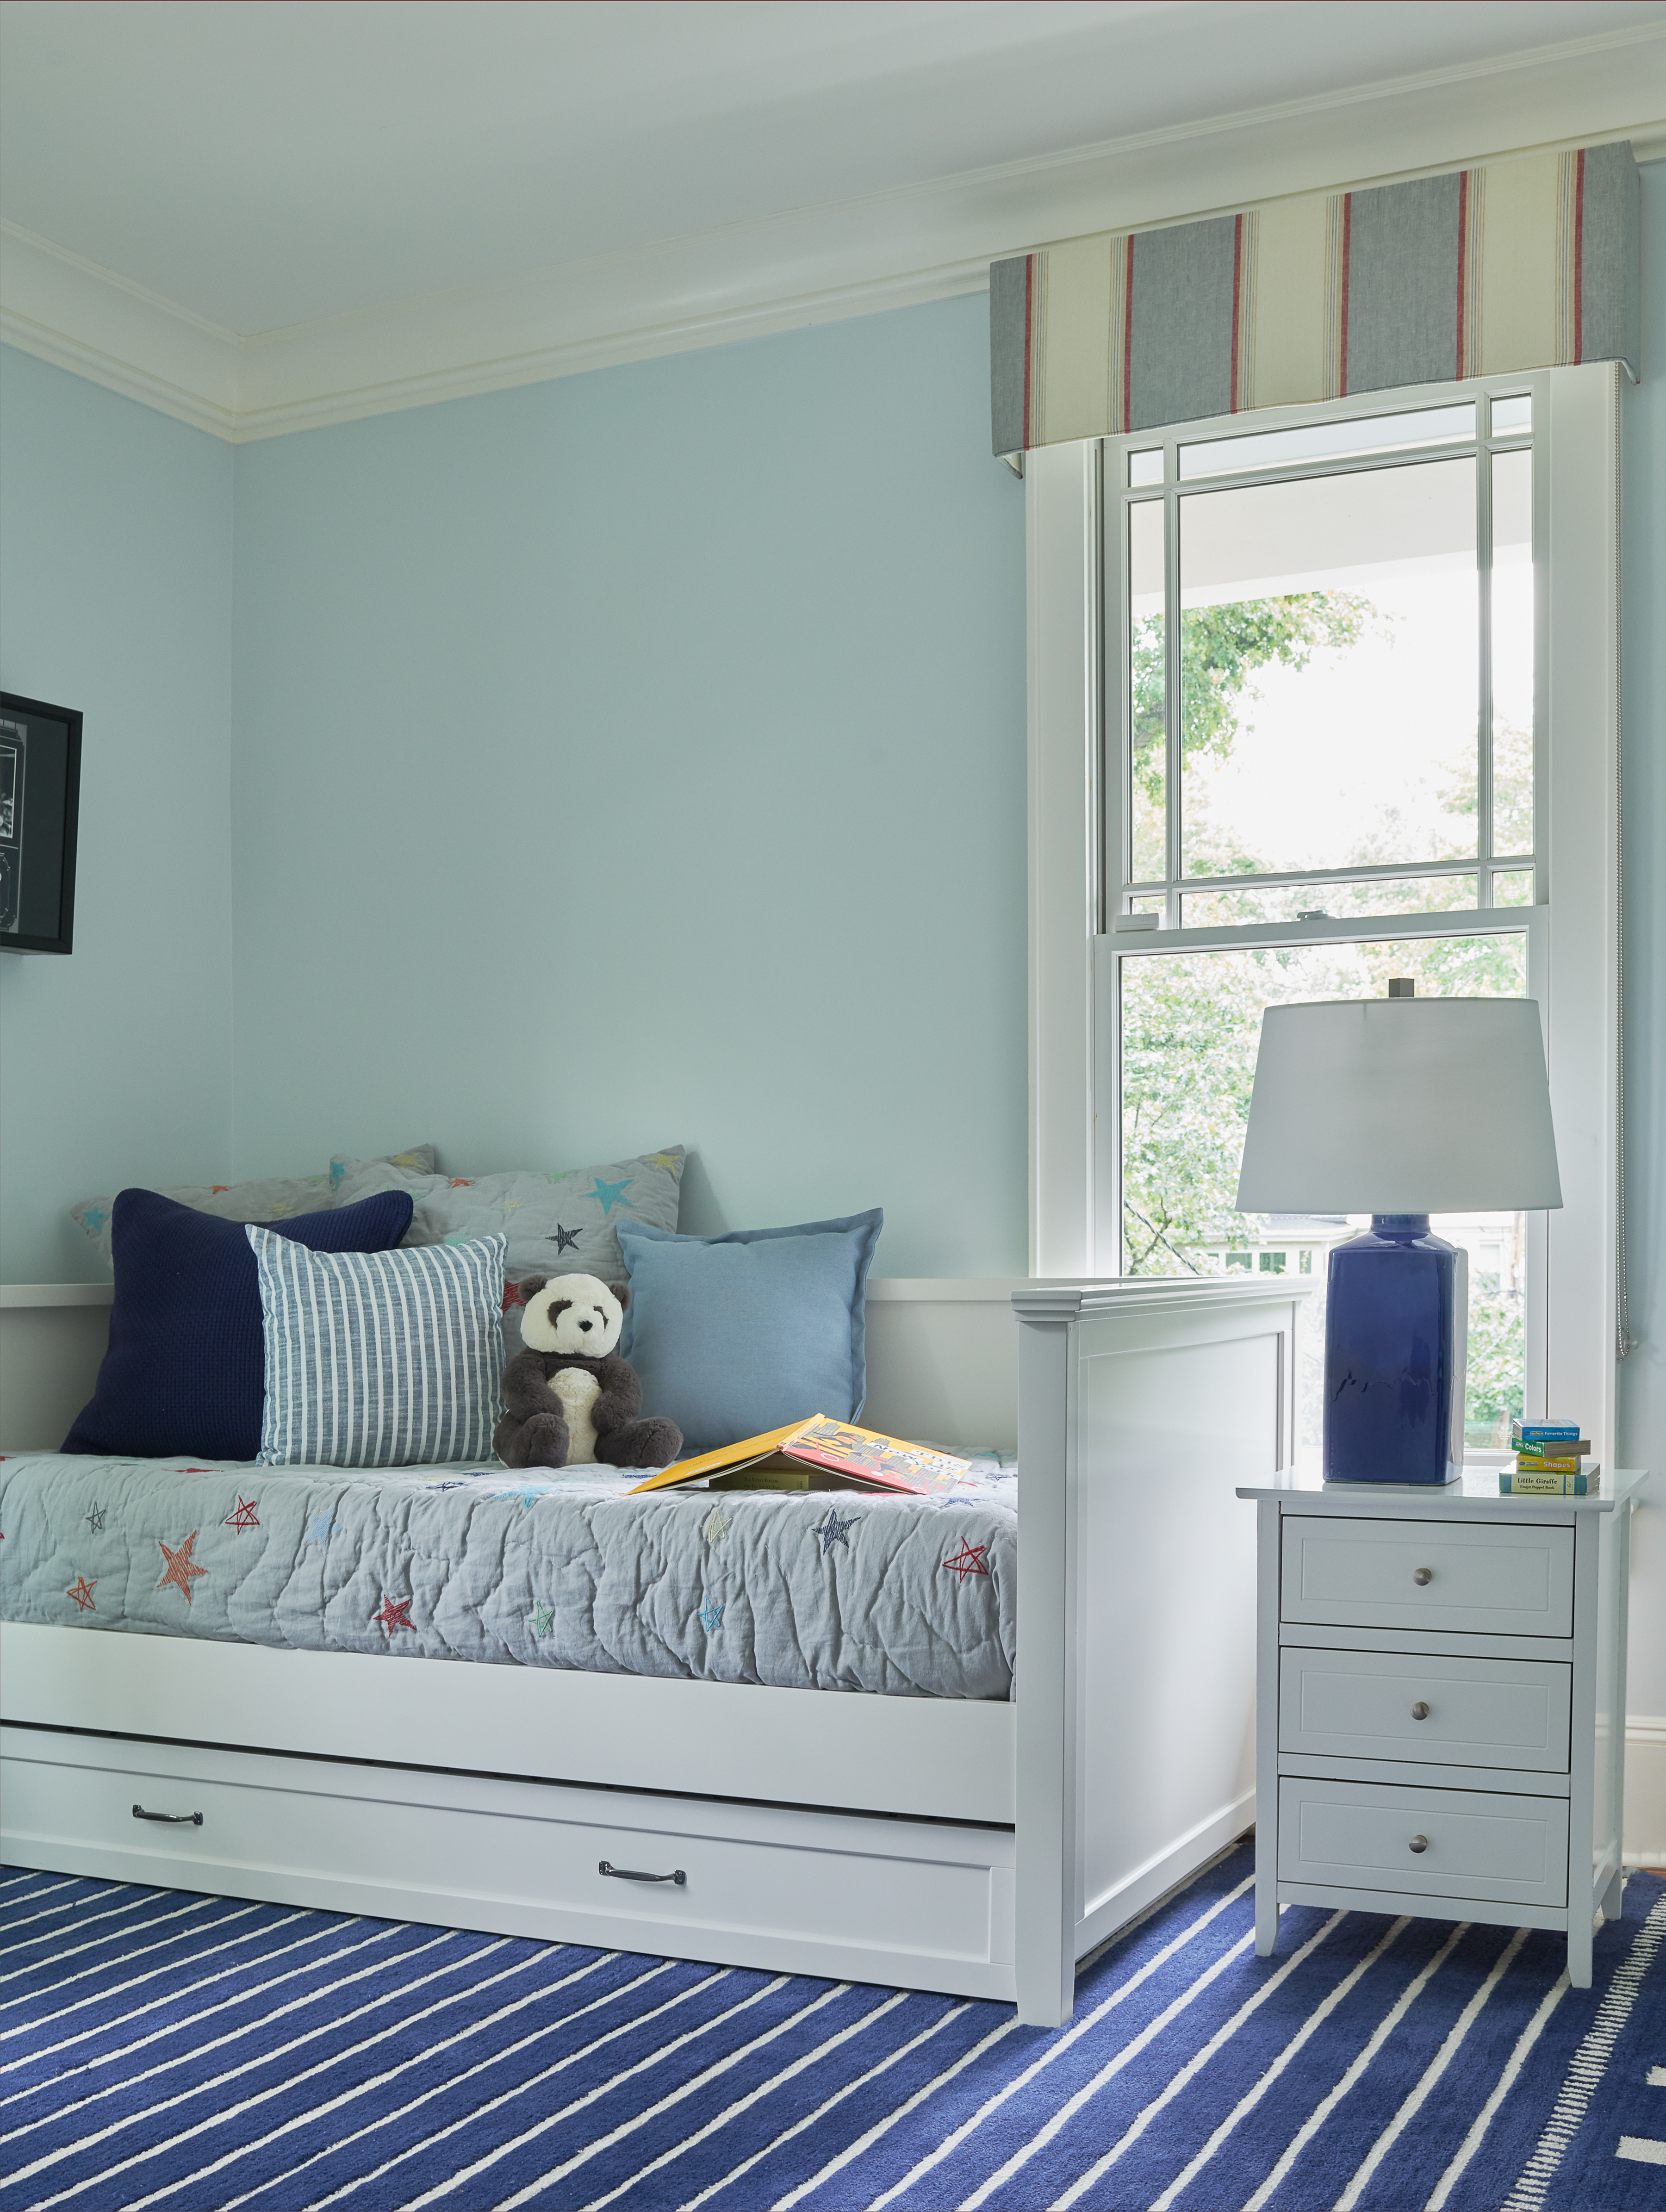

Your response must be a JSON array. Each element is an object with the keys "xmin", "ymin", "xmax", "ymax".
[{"xmin": 1013, "ymin": 1279, "xmax": 1302, "ymax": 2024}]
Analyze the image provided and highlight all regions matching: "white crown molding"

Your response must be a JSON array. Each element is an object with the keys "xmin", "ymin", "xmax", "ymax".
[
  {"xmin": 3, "ymin": 25, "xmax": 1662, "ymax": 444},
  {"xmin": 0, "ymin": 225, "xmax": 241, "ymax": 438}
]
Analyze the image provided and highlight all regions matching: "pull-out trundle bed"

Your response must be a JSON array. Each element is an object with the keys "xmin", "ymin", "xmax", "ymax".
[{"xmin": 1, "ymin": 1279, "xmax": 1299, "ymax": 2026}]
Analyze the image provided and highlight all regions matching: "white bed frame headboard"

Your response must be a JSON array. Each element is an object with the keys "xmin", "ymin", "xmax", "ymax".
[{"xmin": 0, "ymin": 1278, "xmax": 1023, "ymax": 1454}]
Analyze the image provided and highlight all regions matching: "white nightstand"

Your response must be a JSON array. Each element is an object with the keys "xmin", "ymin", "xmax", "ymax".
[{"xmin": 1237, "ymin": 1467, "xmax": 1645, "ymax": 1987}]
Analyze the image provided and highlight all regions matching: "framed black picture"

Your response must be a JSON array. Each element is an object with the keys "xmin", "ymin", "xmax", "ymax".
[{"xmin": 0, "ymin": 691, "xmax": 83, "ymax": 955}]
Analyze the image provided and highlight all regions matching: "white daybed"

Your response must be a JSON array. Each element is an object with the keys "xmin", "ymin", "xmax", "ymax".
[{"xmin": 0, "ymin": 1276, "xmax": 1299, "ymax": 2027}]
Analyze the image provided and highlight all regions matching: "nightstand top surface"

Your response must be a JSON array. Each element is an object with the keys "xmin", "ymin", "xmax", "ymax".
[{"xmin": 1236, "ymin": 1466, "xmax": 1647, "ymax": 1513}]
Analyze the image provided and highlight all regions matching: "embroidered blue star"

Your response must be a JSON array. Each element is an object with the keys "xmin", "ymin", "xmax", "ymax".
[
  {"xmin": 697, "ymin": 1597, "xmax": 725, "ymax": 1634},
  {"xmin": 529, "ymin": 1602, "xmax": 556, "ymax": 1637},
  {"xmin": 552, "ymin": 1224, "xmax": 581, "ymax": 1255},
  {"xmin": 814, "ymin": 1507, "xmax": 857, "ymax": 1556},
  {"xmin": 82, "ymin": 1207, "xmax": 106, "ymax": 1235},
  {"xmin": 329, "ymin": 1162, "xmax": 346, "ymax": 1190},
  {"xmin": 493, "ymin": 1485, "xmax": 546, "ymax": 1509},
  {"xmin": 308, "ymin": 1513, "xmax": 341, "ymax": 1547},
  {"xmin": 590, "ymin": 1174, "xmax": 634, "ymax": 1217},
  {"xmin": 429, "ymin": 1480, "xmax": 468, "ymax": 1492}
]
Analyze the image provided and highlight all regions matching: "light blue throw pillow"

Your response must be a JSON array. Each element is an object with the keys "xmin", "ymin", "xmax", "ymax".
[
  {"xmin": 616, "ymin": 1210, "xmax": 883, "ymax": 1455},
  {"xmin": 248, "ymin": 1225, "xmax": 506, "ymax": 1467}
]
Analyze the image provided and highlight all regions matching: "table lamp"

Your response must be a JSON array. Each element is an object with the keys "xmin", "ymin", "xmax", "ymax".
[{"xmin": 1235, "ymin": 987, "xmax": 1562, "ymax": 1485}]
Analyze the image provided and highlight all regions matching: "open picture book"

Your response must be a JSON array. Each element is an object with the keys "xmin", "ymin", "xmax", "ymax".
[{"xmin": 628, "ymin": 1417, "xmax": 971, "ymax": 1496}]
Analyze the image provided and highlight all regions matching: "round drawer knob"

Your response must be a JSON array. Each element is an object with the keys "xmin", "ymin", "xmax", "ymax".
[
  {"xmin": 1412, "ymin": 1567, "xmax": 1434, "ymax": 1586},
  {"xmin": 1409, "ymin": 1834, "xmax": 1429, "ymax": 1854},
  {"xmin": 1411, "ymin": 1702, "xmax": 1430, "ymax": 1721}
]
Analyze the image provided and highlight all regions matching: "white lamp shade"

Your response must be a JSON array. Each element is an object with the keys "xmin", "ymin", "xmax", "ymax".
[{"xmin": 1236, "ymin": 997, "xmax": 1562, "ymax": 1215}]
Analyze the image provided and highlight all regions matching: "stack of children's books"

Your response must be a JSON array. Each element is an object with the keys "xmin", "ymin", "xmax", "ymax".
[{"xmin": 1499, "ymin": 1420, "xmax": 1600, "ymax": 1495}]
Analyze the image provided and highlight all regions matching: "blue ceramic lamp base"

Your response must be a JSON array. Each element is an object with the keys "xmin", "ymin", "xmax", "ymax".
[{"xmin": 1323, "ymin": 1215, "xmax": 1467, "ymax": 1486}]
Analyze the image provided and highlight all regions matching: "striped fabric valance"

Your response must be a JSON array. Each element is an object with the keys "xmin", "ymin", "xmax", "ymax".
[{"xmin": 991, "ymin": 141, "xmax": 1640, "ymax": 454}]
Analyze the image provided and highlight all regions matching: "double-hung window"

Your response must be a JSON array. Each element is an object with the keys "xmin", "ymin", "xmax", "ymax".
[{"xmin": 1027, "ymin": 365, "xmax": 1621, "ymax": 1471}]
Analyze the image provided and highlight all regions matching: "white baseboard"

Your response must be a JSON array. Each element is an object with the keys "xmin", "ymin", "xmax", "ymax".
[{"xmin": 1625, "ymin": 1717, "xmax": 1666, "ymax": 1865}]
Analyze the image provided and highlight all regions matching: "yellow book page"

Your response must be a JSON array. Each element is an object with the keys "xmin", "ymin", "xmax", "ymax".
[{"xmin": 627, "ymin": 1418, "xmax": 821, "ymax": 1495}]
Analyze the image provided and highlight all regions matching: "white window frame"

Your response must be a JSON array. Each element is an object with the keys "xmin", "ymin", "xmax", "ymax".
[{"xmin": 1027, "ymin": 363, "xmax": 1621, "ymax": 1464}]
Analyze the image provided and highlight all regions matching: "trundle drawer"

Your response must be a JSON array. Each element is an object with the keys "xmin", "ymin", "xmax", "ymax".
[
  {"xmin": 1279, "ymin": 1647, "xmax": 1572, "ymax": 1771},
  {"xmin": 1281, "ymin": 1517, "xmax": 1573, "ymax": 1637},
  {"xmin": 0, "ymin": 1729, "xmax": 1016, "ymax": 1993},
  {"xmin": 1277, "ymin": 1776, "xmax": 1568, "ymax": 1908}
]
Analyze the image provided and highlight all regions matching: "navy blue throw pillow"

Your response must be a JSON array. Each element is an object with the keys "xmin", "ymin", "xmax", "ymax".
[{"xmin": 62, "ymin": 1186, "xmax": 415, "ymax": 1460}]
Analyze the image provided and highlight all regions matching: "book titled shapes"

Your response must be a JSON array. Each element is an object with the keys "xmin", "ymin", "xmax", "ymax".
[{"xmin": 629, "ymin": 1417, "xmax": 971, "ymax": 1497}]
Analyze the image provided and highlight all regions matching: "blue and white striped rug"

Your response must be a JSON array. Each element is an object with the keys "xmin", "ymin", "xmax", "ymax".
[{"xmin": 3, "ymin": 1843, "xmax": 1662, "ymax": 2210}]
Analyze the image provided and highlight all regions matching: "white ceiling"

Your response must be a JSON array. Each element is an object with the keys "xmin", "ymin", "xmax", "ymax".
[{"xmin": 1, "ymin": 0, "xmax": 1661, "ymax": 437}]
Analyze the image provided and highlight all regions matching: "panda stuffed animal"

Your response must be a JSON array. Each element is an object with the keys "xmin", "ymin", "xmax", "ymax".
[{"xmin": 495, "ymin": 1273, "xmax": 683, "ymax": 1472}]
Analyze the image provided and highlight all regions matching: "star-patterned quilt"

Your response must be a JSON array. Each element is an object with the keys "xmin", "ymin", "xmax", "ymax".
[{"xmin": 0, "ymin": 1450, "xmax": 1018, "ymax": 1700}]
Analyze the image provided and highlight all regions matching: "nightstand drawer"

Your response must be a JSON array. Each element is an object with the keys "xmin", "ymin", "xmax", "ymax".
[
  {"xmin": 1279, "ymin": 1648, "xmax": 1572, "ymax": 1771},
  {"xmin": 1280, "ymin": 1517, "xmax": 1573, "ymax": 1637},
  {"xmin": 1277, "ymin": 1777, "xmax": 1568, "ymax": 1907}
]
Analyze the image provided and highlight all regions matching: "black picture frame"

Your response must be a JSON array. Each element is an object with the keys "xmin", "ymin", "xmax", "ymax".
[{"xmin": 0, "ymin": 690, "xmax": 83, "ymax": 956}]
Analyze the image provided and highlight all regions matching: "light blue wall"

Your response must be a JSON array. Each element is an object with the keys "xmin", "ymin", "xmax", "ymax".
[
  {"xmin": 229, "ymin": 297, "xmax": 1029, "ymax": 1277},
  {"xmin": 1618, "ymin": 159, "xmax": 1666, "ymax": 1712},
  {"xmin": 0, "ymin": 347, "xmax": 234, "ymax": 1282}
]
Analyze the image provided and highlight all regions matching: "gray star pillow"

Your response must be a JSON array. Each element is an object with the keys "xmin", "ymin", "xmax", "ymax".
[{"xmin": 328, "ymin": 1146, "xmax": 686, "ymax": 1353}]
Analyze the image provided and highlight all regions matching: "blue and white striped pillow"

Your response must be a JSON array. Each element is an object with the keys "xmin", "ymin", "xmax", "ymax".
[{"xmin": 247, "ymin": 1225, "xmax": 506, "ymax": 1467}]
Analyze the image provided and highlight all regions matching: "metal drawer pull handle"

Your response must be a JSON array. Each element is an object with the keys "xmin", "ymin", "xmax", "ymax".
[
  {"xmin": 1411, "ymin": 1702, "xmax": 1430, "ymax": 1721},
  {"xmin": 132, "ymin": 1803, "xmax": 203, "ymax": 1827},
  {"xmin": 1412, "ymin": 1567, "xmax": 1433, "ymax": 1585},
  {"xmin": 598, "ymin": 1859, "xmax": 685, "ymax": 1887},
  {"xmin": 1408, "ymin": 1834, "xmax": 1429, "ymax": 1854}
]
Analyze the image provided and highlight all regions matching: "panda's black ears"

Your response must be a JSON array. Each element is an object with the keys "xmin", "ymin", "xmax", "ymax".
[
  {"xmin": 518, "ymin": 1274, "xmax": 548, "ymax": 1300},
  {"xmin": 609, "ymin": 1283, "xmax": 632, "ymax": 1312}
]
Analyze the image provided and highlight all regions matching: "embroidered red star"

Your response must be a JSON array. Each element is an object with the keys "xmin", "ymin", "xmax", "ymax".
[
  {"xmin": 374, "ymin": 1594, "xmax": 414, "ymax": 1634},
  {"xmin": 66, "ymin": 1574, "xmax": 97, "ymax": 1612},
  {"xmin": 942, "ymin": 1539, "xmax": 990, "ymax": 1579},
  {"xmin": 449, "ymin": 1178, "xmax": 473, "ymax": 1189},
  {"xmin": 502, "ymin": 1280, "xmax": 524, "ymax": 1313},
  {"xmin": 157, "ymin": 1530, "xmax": 208, "ymax": 1603},
  {"xmin": 224, "ymin": 1496, "xmax": 261, "ymax": 1531}
]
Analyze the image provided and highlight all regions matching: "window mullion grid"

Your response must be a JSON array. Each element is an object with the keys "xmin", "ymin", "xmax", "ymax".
[
  {"xmin": 1477, "ymin": 419, "xmax": 1496, "ymax": 908},
  {"xmin": 1162, "ymin": 447, "xmax": 1181, "ymax": 925},
  {"xmin": 1531, "ymin": 378, "xmax": 1550, "ymax": 910},
  {"xmin": 1111, "ymin": 473, "xmax": 1133, "ymax": 913},
  {"xmin": 1127, "ymin": 855, "xmax": 1512, "ymax": 898}
]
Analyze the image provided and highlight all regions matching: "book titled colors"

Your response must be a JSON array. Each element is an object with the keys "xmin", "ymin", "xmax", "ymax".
[
  {"xmin": 628, "ymin": 1417, "xmax": 972, "ymax": 1497},
  {"xmin": 1516, "ymin": 1437, "xmax": 1591, "ymax": 1461}
]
